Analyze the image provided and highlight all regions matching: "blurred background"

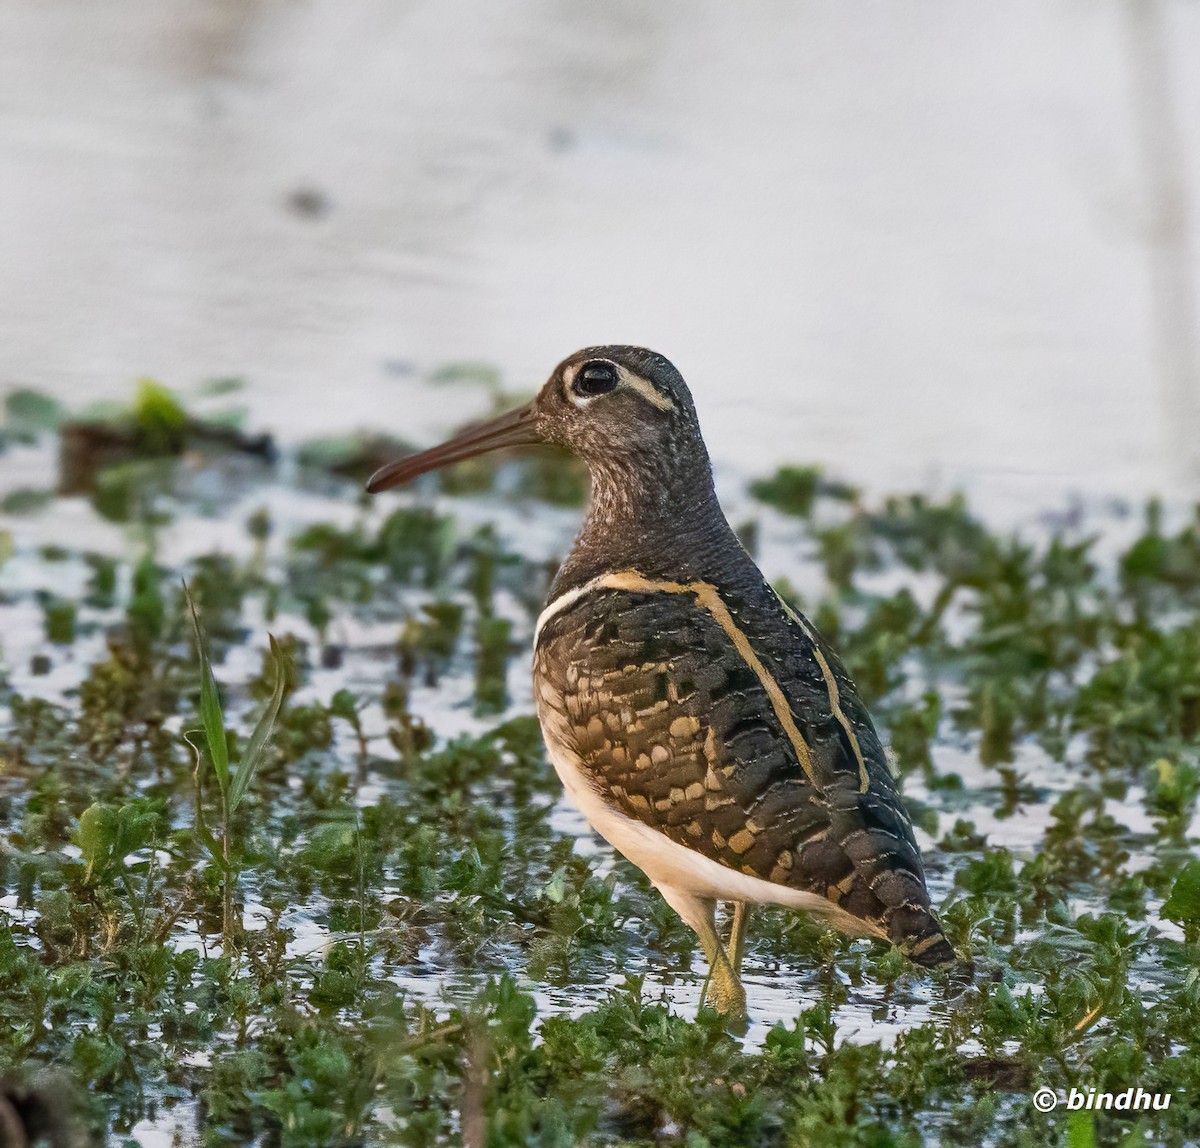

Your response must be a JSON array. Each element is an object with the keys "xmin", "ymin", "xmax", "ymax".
[{"xmin": 2, "ymin": 0, "xmax": 1199, "ymax": 513}]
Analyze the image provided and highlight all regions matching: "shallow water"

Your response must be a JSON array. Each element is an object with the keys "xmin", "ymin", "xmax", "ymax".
[
  {"xmin": 2, "ymin": 441, "xmax": 1188, "ymax": 976},
  {"xmin": 3, "ymin": 1, "xmax": 1200, "ymax": 514},
  {"xmin": 1, "ymin": 413, "xmax": 1197, "ymax": 1143}
]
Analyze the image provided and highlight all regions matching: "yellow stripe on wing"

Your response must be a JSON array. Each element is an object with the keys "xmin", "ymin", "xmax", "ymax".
[
  {"xmin": 537, "ymin": 570, "xmax": 821, "ymax": 788},
  {"xmin": 777, "ymin": 599, "xmax": 872, "ymax": 795}
]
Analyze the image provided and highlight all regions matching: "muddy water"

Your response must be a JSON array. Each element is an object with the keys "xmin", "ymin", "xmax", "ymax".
[{"xmin": 2, "ymin": 0, "xmax": 1200, "ymax": 513}]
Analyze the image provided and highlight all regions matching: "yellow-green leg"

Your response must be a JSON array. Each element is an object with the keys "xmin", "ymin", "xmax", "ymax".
[
  {"xmin": 656, "ymin": 884, "xmax": 747, "ymax": 1021},
  {"xmin": 697, "ymin": 916, "xmax": 746, "ymax": 1019},
  {"xmin": 726, "ymin": 901, "xmax": 752, "ymax": 974}
]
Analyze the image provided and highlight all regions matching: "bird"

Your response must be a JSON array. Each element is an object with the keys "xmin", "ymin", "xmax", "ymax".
[{"xmin": 367, "ymin": 346, "xmax": 958, "ymax": 1020}]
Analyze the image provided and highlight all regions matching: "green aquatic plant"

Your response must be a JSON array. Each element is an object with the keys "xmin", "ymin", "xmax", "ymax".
[
  {"xmin": 3, "ymin": 410, "xmax": 1200, "ymax": 1145},
  {"xmin": 399, "ymin": 600, "xmax": 465, "ymax": 685},
  {"xmin": 0, "ymin": 487, "xmax": 54, "ymax": 515},
  {"xmin": 183, "ymin": 580, "xmax": 290, "ymax": 943},
  {"xmin": 3, "ymin": 387, "xmax": 64, "ymax": 440},
  {"xmin": 329, "ymin": 688, "xmax": 370, "ymax": 781},
  {"xmin": 750, "ymin": 464, "xmax": 859, "ymax": 518},
  {"xmin": 74, "ymin": 798, "xmax": 162, "ymax": 886},
  {"xmin": 1162, "ymin": 861, "xmax": 1200, "ymax": 945},
  {"xmin": 40, "ymin": 597, "xmax": 76, "ymax": 645},
  {"xmin": 131, "ymin": 379, "xmax": 189, "ymax": 456}
]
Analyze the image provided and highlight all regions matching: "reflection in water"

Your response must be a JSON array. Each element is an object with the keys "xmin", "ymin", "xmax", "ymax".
[{"xmin": 1, "ymin": 0, "xmax": 1198, "ymax": 507}]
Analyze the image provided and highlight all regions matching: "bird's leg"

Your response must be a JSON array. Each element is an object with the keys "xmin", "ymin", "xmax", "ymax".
[
  {"xmin": 698, "ymin": 921, "xmax": 746, "ymax": 1020},
  {"xmin": 657, "ymin": 884, "xmax": 747, "ymax": 1021},
  {"xmin": 726, "ymin": 901, "xmax": 752, "ymax": 974}
]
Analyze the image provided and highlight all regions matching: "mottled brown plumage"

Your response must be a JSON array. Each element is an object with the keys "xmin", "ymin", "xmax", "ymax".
[
  {"xmin": 534, "ymin": 579, "xmax": 950, "ymax": 964},
  {"xmin": 369, "ymin": 345, "xmax": 959, "ymax": 1018}
]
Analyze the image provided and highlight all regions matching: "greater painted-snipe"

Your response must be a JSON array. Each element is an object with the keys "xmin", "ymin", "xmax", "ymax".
[{"xmin": 368, "ymin": 346, "xmax": 957, "ymax": 1019}]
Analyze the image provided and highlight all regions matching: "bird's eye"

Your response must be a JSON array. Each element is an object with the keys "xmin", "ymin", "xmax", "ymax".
[{"xmin": 573, "ymin": 361, "xmax": 618, "ymax": 397}]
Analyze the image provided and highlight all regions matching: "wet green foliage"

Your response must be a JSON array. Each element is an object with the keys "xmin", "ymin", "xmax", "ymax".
[
  {"xmin": 0, "ymin": 409, "xmax": 1197, "ymax": 1145},
  {"xmin": 54, "ymin": 378, "xmax": 275, "ymax": 509},
  {"xmin": 296, "ymin": 434, "xmax": 420, "ymax": 484},
  {"xmin": 184, "ymin": 580, "xmax": 290, "ymax": 941},
  {"xmin": 749, "ymin": 465, "xmax": 858, "ymax": 519}
]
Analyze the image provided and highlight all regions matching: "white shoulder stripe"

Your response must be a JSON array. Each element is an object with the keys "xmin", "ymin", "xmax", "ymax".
[{"xmin": 533, "ymin": 574, "xmax": 614, "ymax": 645}]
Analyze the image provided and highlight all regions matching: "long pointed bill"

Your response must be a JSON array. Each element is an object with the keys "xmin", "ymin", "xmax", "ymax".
[{"xmin": 365, "ymin": 402, "xmax": 542, "ymax": 493}]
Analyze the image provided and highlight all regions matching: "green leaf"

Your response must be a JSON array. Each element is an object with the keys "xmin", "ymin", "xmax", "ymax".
[
  {"xmin": 428, "ymin": 361, "xmax": 502, "ymax": 389},
  {"xmin": 229, "ymin": 635, "xmax": 290, "ymax": 813},
  {"xmin": 133, "ymin": 377, "xmax": 188, "ymax": 453},
  {"xmin": 113, "ymin": 800, "xmax": 159, "ymax": 861},
  {"xmin": 1162, "ymin": 860, "xmax": 1200, "ymax": 939},
  {"xmin": 543, "ymin": 867, "xmax": 567, "ymax": 904},
  {"xmin": 329, "ymin": 688, "xmax": 359, "ymax": 722},
  {"xmin": 184, "ymin": 579, "xmax": 230, "ymax": 795},
  {"xmin": 5, "ymin": 387, "xmax": 64, "ymax": 431},
  {"xmin": 76, "ymin": 803, "xmax": 118, "ymax": 883},
  {"xmin": 1066, "ymin": 1110, "xmax": 1096, "ymax": 1148},
  {"xmin": 301, "ymin": 820, "xmax": 359, "ymax": 872},
  {"xmin": 198, "ymin": 376, "xmax": 245, "ymax": 397},
  {"xmin": 74, "ymin": 800, "xmax": 159, "ymax": 882}
]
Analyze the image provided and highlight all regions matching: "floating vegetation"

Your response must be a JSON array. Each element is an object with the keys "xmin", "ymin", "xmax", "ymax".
[
  {"xmin": 296, "ymin": 434, "xmax": 419, "ymax": 484},
  {"xmin": 749, "ymin": 464, "xmax": 859, "ymax": 518},
  {"xmin": 57, "ymin": 378, "xmax": 275, "ymax": 497},
  {"xmin": 0, "ymin": 400, "xmax": 1197, "ymax": 1146}
]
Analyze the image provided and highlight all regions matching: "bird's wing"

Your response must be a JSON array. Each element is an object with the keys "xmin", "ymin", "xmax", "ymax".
[{"xmin": 533, "ymin": 575, "xmax": 950, "ymax": 961}]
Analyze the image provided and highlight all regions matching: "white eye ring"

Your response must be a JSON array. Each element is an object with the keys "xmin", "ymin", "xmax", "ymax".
[{"xmin": 565, "ymin": 360, "xmax": 619, "ymax": 406}]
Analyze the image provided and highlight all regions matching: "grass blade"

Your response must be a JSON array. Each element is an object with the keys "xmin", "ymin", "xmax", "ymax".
[
  {"xmin": 229, "ymin": 634, "xmax": 289, "ymax": 813},
  {"xmin": 183, "ymin": 579, "xmax": 230, "ymax": 795}
]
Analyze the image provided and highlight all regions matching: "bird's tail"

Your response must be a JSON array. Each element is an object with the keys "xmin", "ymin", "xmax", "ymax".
[{"xmin": 890, "ymin": 903, "xmax": 965, "ymax": 971}]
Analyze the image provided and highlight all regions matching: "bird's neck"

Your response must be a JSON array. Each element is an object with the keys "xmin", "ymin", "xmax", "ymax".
[{"xmin": 551, "ymin": 449, "xmax": 748, "ymax": 594}]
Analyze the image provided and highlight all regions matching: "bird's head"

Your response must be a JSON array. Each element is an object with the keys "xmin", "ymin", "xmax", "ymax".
[{"xmin": 365, "ymin": 345, "xmax": 704, "ymax": 492}]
